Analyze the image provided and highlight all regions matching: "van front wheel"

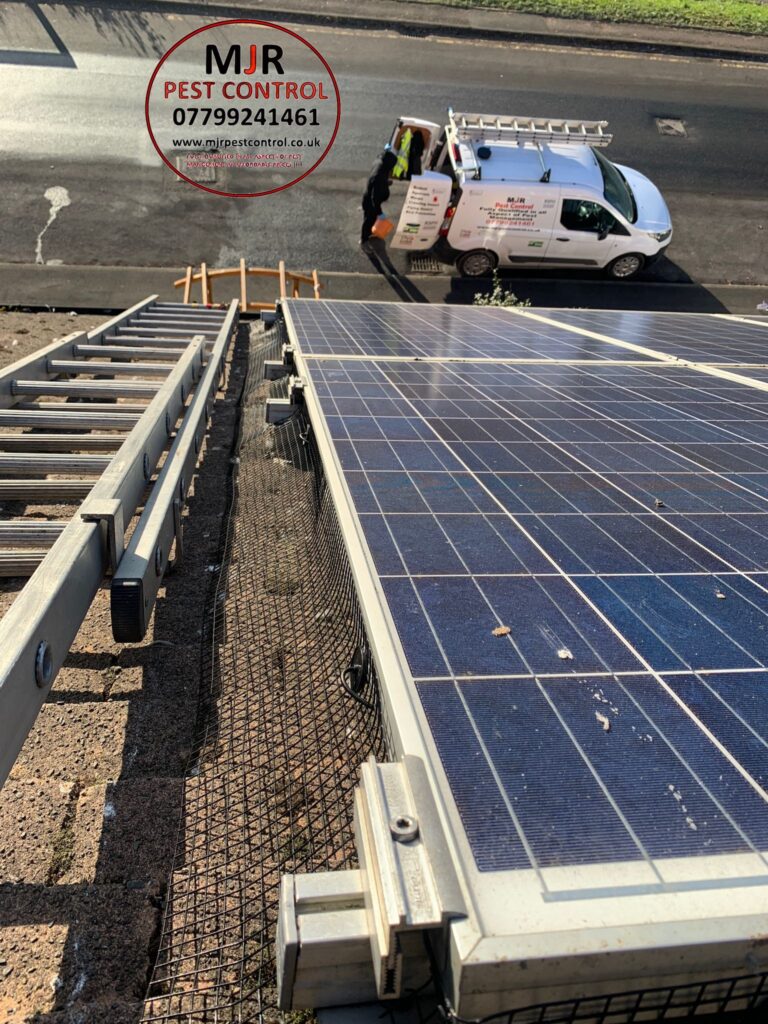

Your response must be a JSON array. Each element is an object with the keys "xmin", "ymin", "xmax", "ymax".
[
  {"xmin": 457, "ymin": 250, "xmax": 498, "ymax": 277},
  {"xmin": 606, "ymin": 253, "xmax": 644, "ymax": 279}
]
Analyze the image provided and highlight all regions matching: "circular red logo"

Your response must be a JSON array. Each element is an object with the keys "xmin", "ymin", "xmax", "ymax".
[{"xmin": 145, "ymin": 19, "xmax": 341, "ymax": 198}]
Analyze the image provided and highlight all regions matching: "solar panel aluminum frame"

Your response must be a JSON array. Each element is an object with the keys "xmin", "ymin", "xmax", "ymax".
[{"xmin": 279, "ymin": 300, "xmax": 768, "ymax": 1019}]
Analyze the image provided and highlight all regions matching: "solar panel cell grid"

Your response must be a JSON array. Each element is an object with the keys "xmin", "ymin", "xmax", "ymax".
[
  {"xmin": 289, "ymin": 301, "xmax": 663, "ymax": 361},
  {"xmin": 534, "ymin": 308, "xmax": 768, "ymax": 365},
  {"xmin": 284, "ymin": 302, "xmax": 768, "ymax": 881}
]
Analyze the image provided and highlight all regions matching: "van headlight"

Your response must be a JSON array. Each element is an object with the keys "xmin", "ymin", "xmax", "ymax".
[{"xmin": 647, "ymin": 229, "xmax": 672, "ymax": 242}]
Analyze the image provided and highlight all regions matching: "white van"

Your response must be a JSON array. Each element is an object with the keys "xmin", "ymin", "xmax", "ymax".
[{"xmin": 387, "ymin": 110, "xmax": 673, "ymax": 279}]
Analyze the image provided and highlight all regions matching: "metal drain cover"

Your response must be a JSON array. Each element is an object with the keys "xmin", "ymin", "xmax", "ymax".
[
  {"xmin": 408, "ymin": 253, "xmax": 443, "ymax": 274},
  {"xmin": 175, "ymin": 153, "xmax": 217, "ymax": 183},
  {"xmin": 655, "ymin": 118, "xmax": 687, "ymax": 137}
]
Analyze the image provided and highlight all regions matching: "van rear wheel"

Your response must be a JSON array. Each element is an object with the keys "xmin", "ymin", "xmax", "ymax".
[
  {"xmin": 606, "ymin": 253, "xmax": 644, "ymax": 280},
  {"xmin": 457, "ymin": 249, "xmax": 498, "ymax": 277}
]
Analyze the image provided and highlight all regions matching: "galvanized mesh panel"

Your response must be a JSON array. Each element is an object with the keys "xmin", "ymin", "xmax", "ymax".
[{"xmin": 142, "ymin": 324, "xmax": 386, "ymax": 1022}]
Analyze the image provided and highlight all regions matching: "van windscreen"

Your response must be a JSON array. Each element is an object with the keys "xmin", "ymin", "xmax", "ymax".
[{"xmin": 594, "ymin": 150, "xmax": 637, "ymax": 223}]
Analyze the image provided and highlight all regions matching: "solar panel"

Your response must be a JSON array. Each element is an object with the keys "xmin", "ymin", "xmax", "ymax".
[
  {"xmin": 527, "ymin": 308, "xmax": 768, "ymax": 366},
  {"xmin": 279, "ymin": 299, "xmax": 768, "ymax": 1015},
  {"xmin": 288, "ymin": 300, "xmax": 665, "ymax": 362},
  {"xmin": 303, "ymin": 350, "xmax": 768, "ymax": 876}
]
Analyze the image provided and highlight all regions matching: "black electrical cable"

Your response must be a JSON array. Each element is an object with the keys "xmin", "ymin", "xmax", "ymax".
[{"xmin": 340, "ymin": 665, "xmax": 376, "ymax": 709}]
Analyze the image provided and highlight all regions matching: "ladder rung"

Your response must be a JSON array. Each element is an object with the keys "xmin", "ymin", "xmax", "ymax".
[
  {"xmin": 48, "ymin": 359, "xmax": 175, "ymax": 377},
  {"xmin": 12, "ymin": 380, "xmax": 160, "ymax": 399},
  {"xmin": 0, "ymin": 522, "xmax": 66, "ymax": 546},
  {"xmin": 0, "ymin": 453, "xmax": 111, "ymax": 475},
  {"xmin": 135, "ymin": 316, "xmax": 224, "ymax": 327},
  {"xmin": 122, "ymin": 325, "xmax": 219, "ymax": 337},
  {"xmin": 0, "ymin": 434, "xmax": 125, "ymax": 452},
  {"xmin": 105, "ymin": 334, "xmax": 212, "ymax": 348},
  {"xmin": 0, "ymin": 551, "xmax": 47, "ymax": 577},
  {"xmin": 75, "ymin": 344, "xmax": 186, "ymax": 359},
  {"xmin": 0, "ymin": 479, "xmax": 95, "ymax": 500},
  {"xmin": 154, "ymin": 302, "xmax": 226, "ymax": 311},
  {"xmin": 16, "ymin": 402, "xmax": 149, "ymax": 413},
  {"xmin": 0, "ymin": 410, "xmax": 140, "ymax": 430},
  {"xmin": 143, "ymin": 308, "xmax": 226, "ymax": 315}
]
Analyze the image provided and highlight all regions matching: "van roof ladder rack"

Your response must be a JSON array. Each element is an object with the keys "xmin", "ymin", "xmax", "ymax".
[{"xmin": 448, "ymin": 109, "xmax": 613, "ymax": 147}]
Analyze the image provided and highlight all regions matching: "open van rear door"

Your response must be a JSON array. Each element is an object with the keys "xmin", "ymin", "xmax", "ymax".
[
  {"xmin": 388, "ymin": 118, "xmax": 442, "ymax": 181},
  {"xmin": 390, "ymin": 172, "xmax": 453, "ymax": 251}
]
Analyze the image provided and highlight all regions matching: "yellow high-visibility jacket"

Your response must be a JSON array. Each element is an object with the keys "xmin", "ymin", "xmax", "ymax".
[{"xmin": 392, "ymin": 128, "xmax": 413, "ymax": 179}]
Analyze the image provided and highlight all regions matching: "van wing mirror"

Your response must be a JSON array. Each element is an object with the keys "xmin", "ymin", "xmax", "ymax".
[{"xmin": 597, "ymin": 227, "xmax": 610, "ymax": 241}]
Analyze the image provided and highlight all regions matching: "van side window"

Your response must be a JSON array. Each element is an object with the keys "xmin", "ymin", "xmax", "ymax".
[{"xmin": 560, "ymin": 199, "xmax": 629, "ymax": 235}]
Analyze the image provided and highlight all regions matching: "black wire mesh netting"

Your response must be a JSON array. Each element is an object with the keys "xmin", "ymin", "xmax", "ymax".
[
  {"xmin": 142, "ymin": 324, "xmax": 387, "ymax": 1022},
  {"xmin": 437, "ymin": 972, "xmax": 768, "ymax": 1024}
]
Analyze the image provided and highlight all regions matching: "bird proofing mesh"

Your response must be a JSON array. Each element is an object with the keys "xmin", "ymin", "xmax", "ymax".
[
  {"xmin": 142, "ymin": 323, "xmax": 387, "ymax": 1022},
  {"xmin": 446, "ymin": 972, "xmax": 768, "ymax": 1024}
]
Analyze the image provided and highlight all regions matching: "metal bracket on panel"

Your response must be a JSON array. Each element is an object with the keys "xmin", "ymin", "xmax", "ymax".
[
  {"xmin": 290, "ymin": 377, "xmax": 305, "ymax": 405},
  {"xmin": 264, "ymin": 333, "xmax": 298, "ymax": 378},
  {"xmin": 265, "ymin": 376, "xmax": 305, "ymax": 425},
  {"xmin": 277, "ymin": 871, "xmax": 375, "ymax": 1011},
  {"xmin": 265, "ymin": 398, "xmax": 293, "ymax": 424},
  {"xmin": 80, "ymin": 498, "xmax": 125, "ymax": 575},
  {"xmin": 264, "ymin": 360, "xmax": 288, "ymax": 381},
  {"xmin": 276, "ymin": 755, "xmax": 466, "ymax": 1011}
]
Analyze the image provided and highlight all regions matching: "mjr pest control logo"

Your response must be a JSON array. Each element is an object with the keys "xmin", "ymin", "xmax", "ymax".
[{"xmin": 145, "ymin": 19, "xmax": 341, "ymax": 198}]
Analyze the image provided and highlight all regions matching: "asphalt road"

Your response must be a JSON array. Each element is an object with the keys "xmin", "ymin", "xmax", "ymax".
[{"xmin": 0, "ymin": 1, "xmax": 767, "ymax": 289}]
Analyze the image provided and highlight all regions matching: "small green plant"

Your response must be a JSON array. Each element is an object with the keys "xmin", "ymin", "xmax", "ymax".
[{"xmin": 473, "ymin": 271, "xmax": 530, "ymax": 308}]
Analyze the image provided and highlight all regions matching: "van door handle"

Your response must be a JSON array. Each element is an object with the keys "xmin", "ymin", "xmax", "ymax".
[{"xmin": 556, "ymin": 237, "xmax": 570, "ymax": 242}]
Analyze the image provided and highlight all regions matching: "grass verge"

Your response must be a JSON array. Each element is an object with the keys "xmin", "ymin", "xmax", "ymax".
[{"xmin": 406, "ymin": 0, "xmax": 768, "ymax": 37}]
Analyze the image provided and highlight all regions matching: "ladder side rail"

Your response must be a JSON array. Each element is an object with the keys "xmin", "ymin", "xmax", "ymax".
[
  {"xmin": 0, "ymin": 335, "xmax": 205, "ymax": 788},
  {"xmin": 111, "ymin": 300, "xmax": 239, "ymax": 641}
]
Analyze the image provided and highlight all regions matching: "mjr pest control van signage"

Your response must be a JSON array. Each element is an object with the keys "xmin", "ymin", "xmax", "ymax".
[
  {"xmin": 145, "ymin": 19, "xmax": 340, "ymax": 197},
  {"xmin": 391, "ymin": 172, "xmax": 452, "ymax": 250},
  {"xmin": 473, "ymin": 191, "xmax": 555, "ymax": 233}
]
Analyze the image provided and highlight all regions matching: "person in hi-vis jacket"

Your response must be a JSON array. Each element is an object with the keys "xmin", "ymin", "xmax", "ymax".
[{"xmin": 360, "ymin": 149, "xmax": 397, "ymax": 246}]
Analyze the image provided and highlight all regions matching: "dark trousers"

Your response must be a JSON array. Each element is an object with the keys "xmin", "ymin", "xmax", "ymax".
[{"xmin": 361, "ymin": 201, "xmax": 381, "ymax": 243}]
